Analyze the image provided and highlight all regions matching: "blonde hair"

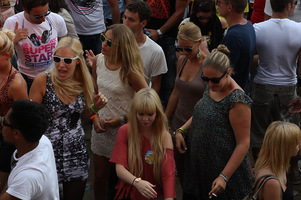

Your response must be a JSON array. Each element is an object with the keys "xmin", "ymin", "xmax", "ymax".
[
  {"xmin": 255, "ymin": 121, "xmax": 301, "ymax": 181},
  {"xmin": 105, "ymin": 24, "xmax": 144, "ymax": 84},
  {"xmin": 51, "ymin": 37, "xmax": 94, "ymax": 107},
  {"xmin": 202, "ymin": 44, "xmax": 231, "ymax": 73},
  {"xmin": 127, "ymin": 88, "xmax": 168, "ymax": 184},
  {"xmin": 178, "ymin": 22, "xmax": 202, "ymax": 43},
  {"xmin": 0, "ymin": 28, "xmax": 15, "ymax": 56}
]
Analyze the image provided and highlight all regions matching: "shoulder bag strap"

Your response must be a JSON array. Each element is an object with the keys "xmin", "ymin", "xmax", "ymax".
[{"xmin": 252, "ymin": 174, "xmax": 281, "ymax": 199}]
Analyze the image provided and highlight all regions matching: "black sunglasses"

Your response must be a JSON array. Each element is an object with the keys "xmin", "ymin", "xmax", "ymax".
[
  {"xmin": 34, "ymin": 10, "xmax": 51, "ymax": 20},
  {"xmin": 100, "ymin": 33, "xmax": 113, "ymax": 47},
  {"xmin": 293, "ymin": 1, "xmax": 298, "ymax": 5},
  {"xmin": 53, "ymin": 56, "xmax": 79, "ymax": 64},
  {"xmin": 197, "ymin": 15, "xmax": 212, "ymax": 20},
  {"xmin": 201, "ymin": 70, "xmax": 227, "ymax": 84},
  {"xmin": 2, "ymin": 116, "xmax": 13, "ymax": 128}
]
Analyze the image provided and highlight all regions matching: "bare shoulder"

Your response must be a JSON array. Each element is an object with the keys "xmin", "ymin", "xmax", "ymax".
[
  {"xmin": 163, "ymin": 131, "xmax": 173, "ymax": 149},
  {"xmin": 8, "ymin": 71, "xmax": 28, "ymax": 100},
  {"xmin": 34, "ymin": 72, "xmax": 47, "ymax": 83},
  {"xmin": 260, "ymin": 178, "xmax": 282, "ymax": 199}
]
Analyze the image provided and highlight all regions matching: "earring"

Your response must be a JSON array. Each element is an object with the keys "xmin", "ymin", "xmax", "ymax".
[{"xmin": 196, "ymin": 49, "xmax": 201, "ymax": 59}]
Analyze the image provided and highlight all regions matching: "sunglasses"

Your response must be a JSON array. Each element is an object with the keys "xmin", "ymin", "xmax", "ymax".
[
  {"xmin": 293, "ymin": 1, "xmax": 298, "ymax": 5},
  {"xmin": 100, "ymin": 33, "xmax": 113, "ymax": 47},
  {"xmin": 2, "ymin": 116, "xmax": 13, "ymax": 128},
  {"xmin": 201, "ymin": 70, "xmax": 227, "ymax": 84},
  {"xmin": 34, "ymin": 10, "xmax": 51, "ymax": 20},
  {"xmin": 175, "ymin": 43, "xmax": 197, "ymax": 54},
  {"xmin": 197, "ymin": 15, "xmax": 212, "ymax": 20},
  {"xmin": 53, "ymin": 56, "xmax": 79, "ymax": 64}
]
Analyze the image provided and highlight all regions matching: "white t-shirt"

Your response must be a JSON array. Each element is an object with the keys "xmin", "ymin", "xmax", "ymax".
[
  {"xmin": 7, "ymin": 135, "xmax": 59, "ymax": 200},
  {"xmin": 3, "ymin": 12, "xmax": 67, "ymax": 79},
  {"xmin": 65, "ymin": 0, "xmax": 106, "ymax": 35},
  {"xmin": 139, "ymin": 36, "xmax": 168, "ymax": 85},
  {"xmin": 253, "ymin": 18, "xmax": 301, "ymax": 85}
]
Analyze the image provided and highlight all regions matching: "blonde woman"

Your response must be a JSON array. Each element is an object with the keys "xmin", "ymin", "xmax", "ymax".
[
  {"xmin": 254, "ymin": 121, "xmax": 301, "ymax": 200},
  {"xmin": 0, "ymin": 28, "xmax": 27, "ymax": 193},
  {"xmin": 165, "ymin": 22, "xmax": 206, "ymax": 186},
  {"xmin": 110, "ymin": 88, "xmax": 175, "ymax": 200},
  {"xmin": 176, "ymin": 45, "xmax": 252, "ymax": 199},
  {"xmin": 91, "ymin": 24, "xmax": 148, "ymax": 199},
  {"xmin": 29, "ymin": 37, "xmax": 107, "ymax": 200}
]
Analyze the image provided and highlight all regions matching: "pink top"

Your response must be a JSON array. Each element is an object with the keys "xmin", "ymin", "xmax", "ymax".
[{"xmin": 110, "ymin": 124, "xmax": 176, "ymax": 200}]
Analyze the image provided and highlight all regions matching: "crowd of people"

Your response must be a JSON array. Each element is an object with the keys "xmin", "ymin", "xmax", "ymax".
[{"xmin": 0, "ymin": 0, "xmax": 301, "ymax": 199}]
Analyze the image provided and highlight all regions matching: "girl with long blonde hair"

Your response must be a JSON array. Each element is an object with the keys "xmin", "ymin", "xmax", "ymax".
[
  {"xmin": 90, "ymin": 24, "xmax": 148, "ymax": 199},
  {"xmin": 110, "ymin": 88, "xmax": 175, "ymax": 200},
  {"xmin": 29, "ymin": 37, "xmax": 107, "ymax": 200},
  {"xmin": 254, "ymin": 121, "xmax": 301, "ymax": 200}
]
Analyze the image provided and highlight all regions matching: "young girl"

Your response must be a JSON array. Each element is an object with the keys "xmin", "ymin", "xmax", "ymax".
[
  {"xmin": 254, "ymin": 121, "xmax": 301, "ymax": 200},
  {"xmin": 110, "ymin": 88, "xmax": 176, "ymax": 200},
  {"xmin": 29, "ymin": 37, "xmax": 107, "ymax": 200}
]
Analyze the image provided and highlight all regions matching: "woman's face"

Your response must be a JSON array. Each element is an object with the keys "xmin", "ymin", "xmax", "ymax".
[
  {"xmin": 202, "ymin": 66, "xmax": 228, "ymax": 92},
  {"xmin": 196, "ymin": 11, "xmax": 212, "ymax": 26},
  {"xmin": 136, "ymin": 112, "xmax": 157, "ymax": 128},
  {"xmin": 101, "ymin": 29, "xmax": 113, "ymax": 56},
  {"xmin": 292, "ymin": 141, "xmax": 301, "ymax": 157},
  {"xmin": 177, "ymin": 38, "xmax": 200, "ymax": 60},
  {"xmin": 54, "ymin": 47, "xmax": 79, "ymax": 81}
]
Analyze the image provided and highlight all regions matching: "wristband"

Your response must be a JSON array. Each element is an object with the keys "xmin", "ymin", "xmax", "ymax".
[
  {"xmin": 157, "ymin": 29, "xmax": 163, "ymax": 36},
  {"xmin": 176, "ymin": 128, "xmax": 187, "ymax": 139},
  {"xmin": 219, "ymin": 173, "xmax": 229, "ymax": 183},
  {"xmin": 90, "ymin": 104, "xmax": 101, "ymax": 114},
  {"xmin": 90, "ymin": 114, "xmax": 98, "ymax": 120}
]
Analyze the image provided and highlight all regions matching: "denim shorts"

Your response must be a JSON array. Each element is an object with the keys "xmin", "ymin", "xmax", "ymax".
[{"xmin": 251, "ymin": 83, "xmax": 300, "ymax": 148}]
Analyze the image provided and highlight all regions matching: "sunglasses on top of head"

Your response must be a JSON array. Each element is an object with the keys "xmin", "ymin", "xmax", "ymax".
[
  {"xmin": 100, "ymin": 33, "xmax": 113, "ymax": 47},
  {"xmin": 201, "ymin": 70, "xmax": 227, "ymax": 84},
  {"xmin": 53, "ymin": 56, "xmax": 79, "ymax": 64}
]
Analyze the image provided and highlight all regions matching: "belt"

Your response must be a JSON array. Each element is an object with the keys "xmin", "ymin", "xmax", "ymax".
[{"xmin": 254, "ymin": 83, "xmax": 296, "ymax": 92}]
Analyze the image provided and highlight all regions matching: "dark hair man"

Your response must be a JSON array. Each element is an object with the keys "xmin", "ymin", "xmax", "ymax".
[{"xmin": 0, "ymin": 99, "xmax": 59, "ymax": 200}]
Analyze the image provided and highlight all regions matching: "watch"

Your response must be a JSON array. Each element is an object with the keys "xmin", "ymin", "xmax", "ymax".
[{"xmin": 157, "ymin": 29, "xmax": 163, "ymax": 36}]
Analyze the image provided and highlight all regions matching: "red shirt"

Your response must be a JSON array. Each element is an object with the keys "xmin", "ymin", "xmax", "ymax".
[{"xmin": 110, "ymin": 124, "xmax": 176, "ymax": 200}]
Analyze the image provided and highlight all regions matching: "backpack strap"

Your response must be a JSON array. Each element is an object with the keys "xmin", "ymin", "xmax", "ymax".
[{"xmin": 251, "ymin": 174, "xmax": 281, "ymax": 199}]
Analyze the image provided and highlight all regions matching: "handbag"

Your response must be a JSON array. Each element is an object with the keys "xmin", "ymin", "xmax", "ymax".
[{"xmin": 242, "ymin": 174, "xmax": 281, "ymax": 200}]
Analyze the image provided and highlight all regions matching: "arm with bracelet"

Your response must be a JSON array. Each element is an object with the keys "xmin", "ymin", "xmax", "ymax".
[{"xmin": 174, "ymin": 117, "xmax": 192, "ymax": 153}]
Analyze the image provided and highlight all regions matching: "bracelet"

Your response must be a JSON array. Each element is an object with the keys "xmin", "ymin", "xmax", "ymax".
[
  {"xmin": 219, "ymin": 173, "xmax": 229, "ymax": 183},
  {"xmin": 176, "ymin": 128, "xmax": 187, "ymax": 138},
  {"xmin": 132, "ymin": 177, "xmax": 138, "ymax": 185},
  {"xmin": 90, "ymin": 104, "xmax": 101, "ymax": 114},
  {"xmin": 90, "ymin": 114, "xmax": 98, "ymax": 120}
]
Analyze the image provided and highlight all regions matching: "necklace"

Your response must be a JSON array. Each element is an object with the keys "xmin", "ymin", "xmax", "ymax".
[{"xmin": 0, "ymin": 65, "xmax": 12, "ymax": 88}]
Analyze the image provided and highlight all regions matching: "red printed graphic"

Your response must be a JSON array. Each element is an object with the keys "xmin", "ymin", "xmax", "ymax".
[{"xmin": 145, "ymin": 0, "xmax": 170, "ymax": 19}]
